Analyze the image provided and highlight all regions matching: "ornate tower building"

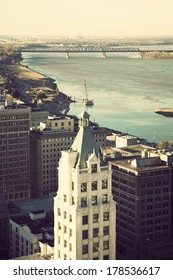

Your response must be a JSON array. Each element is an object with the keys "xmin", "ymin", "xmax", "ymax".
[{"xmin": 54, "ymin": 111, "xmax": 116, "ymax": 260}]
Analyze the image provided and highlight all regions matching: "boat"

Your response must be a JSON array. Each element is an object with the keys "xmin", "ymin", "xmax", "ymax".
[{"xmin": 82, "ymin": 80, "xmax": 94, "ymax": 106}]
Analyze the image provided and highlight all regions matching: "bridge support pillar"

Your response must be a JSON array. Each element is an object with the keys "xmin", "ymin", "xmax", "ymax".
[
  {"xmin": 65, "ymin": 52, "xmax": 69, "ymax": 59},
  {"xmin": 101, "ymin": 51, "xmax": 106, "ymax": 59},
  {"xmin": 137, "ymin": 52, "xmax": 141, "ymax": 58}
]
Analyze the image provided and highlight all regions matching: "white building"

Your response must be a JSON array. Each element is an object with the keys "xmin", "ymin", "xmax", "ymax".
[
  {"xmin": 9, "ymin": 210, "xmax": 54, "ymax": 259},
  {"xmin": 116, "ymin": 134, "xmax": 138, "ymax": 148},
  {"xmin": 54, "ymin": 111, "xmax": 116, "ymax": 260},
  {"xmin": 39, "ymin": 115, "xmax": 75, "ymax": 132}
]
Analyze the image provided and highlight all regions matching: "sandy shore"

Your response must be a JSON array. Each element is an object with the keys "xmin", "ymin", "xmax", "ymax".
[
  {"xmin": 155, "ymin": 108, "xmax": 173, "ymax": 117},
  {"xmin": 0, "ymin": 62, "xmax": 73, "ymax": 115}
]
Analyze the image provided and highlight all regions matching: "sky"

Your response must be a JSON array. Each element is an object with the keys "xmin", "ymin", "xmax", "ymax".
[{"xmin": 1, "ymin": 0, "xmax": 173, "ymax": 37}]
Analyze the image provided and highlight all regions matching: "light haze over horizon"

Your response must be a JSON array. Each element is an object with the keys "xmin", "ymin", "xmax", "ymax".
[{"xmin": 1, "ymin": 0, "xmax": 173, "ymax": 37}]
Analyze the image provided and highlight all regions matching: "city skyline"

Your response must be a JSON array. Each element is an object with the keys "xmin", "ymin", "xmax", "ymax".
[{"xmin": 1, "ymin": 0, "xmax": 173, "ymax": 37}]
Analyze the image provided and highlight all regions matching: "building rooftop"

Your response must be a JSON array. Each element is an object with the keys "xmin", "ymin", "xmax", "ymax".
[
  {"xmin": 112, "ymin": 156, "xmax": 170, "ymax": 172},
  {"xmin": 9, "ymin": 198, "xmax": 53, "ymax": 217},
  {"xmin": 10, "ymin": 210, "xmax": 54, "ymax": 235},
  {"xmin": 131, "ymin": 157, "xmax": 162, "ymax": 168},
  {"xmin": 13, "ymin": 253, "xmax": 53, "ymax": 260},
  {"xmin": 48, "ymin": 115, "xmax": 73, "ymax": 120},
  {"xmin": 117, "ymin": 134, "xmax": 137, "ymax": 140},
  {"xmin": 0, "ymin": 197, "xmax": 8, "ymax": 206},
  {"xmin": 141, "ymin": 238, "xmax": 173, "ymax": 259}
]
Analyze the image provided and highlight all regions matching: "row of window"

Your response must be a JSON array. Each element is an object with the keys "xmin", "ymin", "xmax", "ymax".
[
  {"xmin": 1, "ymin": 192, "xmax": 29, "ymax": 200},
  {"xmin": 82, "ymin": 241, "xmax": 109, "ymax": 254},
  {"xmin": 57, "ymin": 251, "xmax": 109, "ymax": 260},
  {"xmin": 80, "ymin": 180, "xmax": 108, "ymax": 192},
  {"xmin": 81, "ymin": 194, "xmax": 108, "ymax": 207},
  {"xmin": 0, "ymin": 114, "xmax": 29, "ymax": 120},
  {"xmin": 82, "ymin": 226, "xmax": 109, "ymax": 239},
  {"xmin": 53, "ymin": 121, "xmax": 72, "ymax": 127},
  {"xmin": 140, "ymin": 209, "xmax": 169, "ymax": 218},
  {"xmin": 82, "ymin": 212, "xmax": 109, "ymax": 224},
  {"xmin": 42, "ymin": 137, "xmax": 75, "ymax": 143}
]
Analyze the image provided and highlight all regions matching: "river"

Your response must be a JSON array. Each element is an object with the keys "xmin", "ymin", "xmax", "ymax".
[{"xmin": 22, "ymin": 50, "xmax": 173, "ymax": 143}]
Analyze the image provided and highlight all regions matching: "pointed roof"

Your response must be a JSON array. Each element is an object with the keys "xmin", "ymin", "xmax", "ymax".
[{"xmin": 71, "ymin": 111, "xmax": 100, "ymax": 169}]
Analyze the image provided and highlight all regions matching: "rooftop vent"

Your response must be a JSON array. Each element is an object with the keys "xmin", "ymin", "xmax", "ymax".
[{"xmin": 29, "ymin": 210, "xmax": 46, "ymax": 220}]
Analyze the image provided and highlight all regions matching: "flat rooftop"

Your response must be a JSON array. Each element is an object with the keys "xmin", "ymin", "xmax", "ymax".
[
  {"xmin": 141, "ymin": 238, "xmax": 173, "ymax": 257},
  {"xmin": 9, "ymin": 198, "xmax": 53, "ymax": 217},
  {"xmin": 13, "ymin": 253, "xmax": 53, "ymax": 260},
  {"xmin": 10, "ymin": 210, "xmax": 54, "ymax": 235},
  {"xmin": 111, "ymin": 157, "xmax": 170, "ymax": 172}
]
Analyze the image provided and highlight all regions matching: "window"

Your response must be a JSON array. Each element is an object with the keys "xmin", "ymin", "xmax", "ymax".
[
  {"xmin": 103, "ymin": 212, "xmax": 109, "ymax": 221},
  {"xmin": 64, "ymin": 226, "xmax": 67, "ymax": 234},
  {"xmin": 64, "ymin": 194, "xmax": 67, "ymax": 202},
  {"xmin": 82, "ymin": 245, "xmax": 88, "ymax": 254},
  {"xmin": 103, "ymin": 226, "xmax": 109, "ymax": 236},
  {"xmin": 69, "ymin": 214, "xmax": 72, "ymax": 222},
  {"xmin": 93, "ymin": 214, "xmax": 99, "ymax": 223},
  {"xmin": 69, "ymin": 229, "xmax": 72, "ymax": 237},
  {"xmin": 103, "ymin": 255, "xmax": 109, "ymax": 260},
  {"xmin": 102, "ymin": 179, "xmax": 108, "ymax": 189},
  {"xmin": 103, "ymin": 241, "xmax": 109, "ymax": 250},
  {"xmin": 93, "ymin": 242, "xmax": 99, "ymax": 252},
  {"xmin": 64, "ymin": 240, "xmax": 67, "ymax": 247},
  {"xmin": 91, "ymin": 164, "xmax": 97, "ymax": 173},
  {"xmin": 72, "ymin": 196, "xmax": 75, "ymax": 205},
  {"xmin": 81, "ymin": 182, "xmax": 87, "ymax": 192},
  {"xmin": 91, "ymin": 181, "xmax": 97, "ymax": 191},
  {"xmin": 81, "ymin": 197, "xmax": 87, "ymax": 207},
  {"xmin": 82, "ymin": 215, "xmax": 88, "ymax": 225},
  {"xmin": 102, "ymin": 194, "xmax": 108, "ymax": 204},
  {"xmin": 91, "ymin": 196, "xmax": 97, "ymax": 205},
  {"xmin": 82, "ymin": 230, "xmax": 88, "ymax": 239},
  {"xmin": 64, "ymin": 211, "xmax": 67, "ymax": 219},
  {"xmin": 93, "ymin": 228, "xmax": 99, "ymax": 238}
]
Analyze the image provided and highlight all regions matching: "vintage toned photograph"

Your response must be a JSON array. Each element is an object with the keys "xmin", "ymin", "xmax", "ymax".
[{"xmin": 0, "ymin": 0, "xmax": 173, "ymax": 263}]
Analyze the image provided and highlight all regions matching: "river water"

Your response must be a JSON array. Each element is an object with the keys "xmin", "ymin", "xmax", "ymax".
[{"xmin": 22, "ymin": 50, "xmax": 173, "ymax": 143}]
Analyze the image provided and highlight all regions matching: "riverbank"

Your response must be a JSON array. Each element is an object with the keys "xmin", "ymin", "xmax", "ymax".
[
  {"xmin": 141, "ymin": 51, "xmax": 173, "ymax": 59},
  {"xmin": 155, "ymin": 108, "xmax": 173, "ymax": 117},
  {"xmin": 0, "ymin": 62, "xmax": 74, "ymax": 115}
]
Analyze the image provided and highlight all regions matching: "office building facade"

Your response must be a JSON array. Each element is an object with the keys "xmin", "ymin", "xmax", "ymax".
[
  {"xmin": 0, "ymin": 107, "xmax": 31, "ymax": 201},
  {"xmin": 111, "ymin": 156, "xmax": 171, "ymax": 259},
  {"xmin": 30, "ymin": 118, "xmax": 108, "ymax": 198},
  {"xmin": 0, "ymin": 198, "xmax": 9, "ymax": 259},
  {"xmin": 54, "ymin": 112, "xmax": 116, "ymax": 260}
]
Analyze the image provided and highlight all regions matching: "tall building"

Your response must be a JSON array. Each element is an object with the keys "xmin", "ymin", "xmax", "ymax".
[
  {"xmin": 30, "ymin": 127, "xmax": 76, "ymax": 198},
  {"xmin": 0, "ymin": 198, "xmax": 9, "ymax": 259},
  {"xmin": 111, "ymin": 155, "xmax": 172, "ymax": 260},
  {"xmin": 0, "ymin": 107, "xmax": 31, "ymax": 201},
  {"xmin": 30, "ymin": 117, "xmax": 108, "ymax": 198},
  {"xmin": 54, "ymin": 112, "xmax": 116, "ymax": 260}
]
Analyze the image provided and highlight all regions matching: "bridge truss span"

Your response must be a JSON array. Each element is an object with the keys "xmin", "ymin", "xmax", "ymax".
[{"xmin": 20, "ymin": 46, "xmax": 141, "ymax": 53}]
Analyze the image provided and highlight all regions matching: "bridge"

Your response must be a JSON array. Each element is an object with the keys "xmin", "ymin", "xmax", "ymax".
[{"xmin": 20, "ymin": 46, "xmax": 173, "ymax": 59}]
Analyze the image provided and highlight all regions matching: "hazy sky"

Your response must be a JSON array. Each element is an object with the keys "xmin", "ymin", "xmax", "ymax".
[{"xmin": 1, "ymin": 0, "xmax": 173, "ymax": 37}]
